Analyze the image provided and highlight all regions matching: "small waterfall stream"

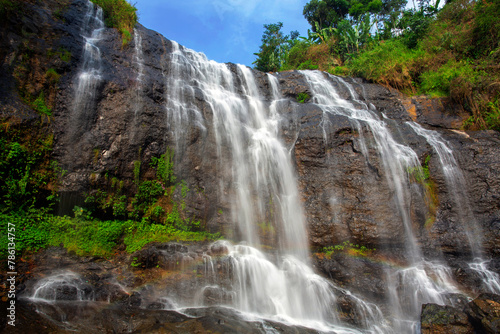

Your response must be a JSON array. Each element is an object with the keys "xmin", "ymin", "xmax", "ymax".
[
  {"xmin": 133, "ymin": 28, "xmax": 144, "ymax": 118},
  {"xmin": 71, "ymin": 0, "xmax": 104, "ymax": 137},
  {"xmin": 30, "ymin": 271, "xmax": 94, "ymax": 302},
  {"xmin": 408, "ymin": 122, "xmax": 500, "ymax": 294}
]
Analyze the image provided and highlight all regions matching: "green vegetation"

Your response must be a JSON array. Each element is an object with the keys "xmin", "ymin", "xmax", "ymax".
[
  {"xmin": 408, "ymin": 155, "xmax": 438, "ymax": 227},
  {"xmin": 0, "ymin": 128, "xmax": 60, "ymax": 211},
  {"xmin": 297, "ymin": 92, "xmax": 310, "ymax": 103},
  {"xmin": 0, "ymin": 119, "xmax": 219, "ymax": 258},
  {"xmin": 48, "ymin": 47, "xmax": 71, "ymax": 63},
  {"xmin": 0, "ymin": 208, "xmax": 219, "ymax": 258},
  {"xmin": 45, "ymin": 68, "xmax": 61, "ymax": 83},
  {"xmin": 254, "ymin": 0, "xmax": 500, "ymax": 131},
  {"xmin": 90, "ymin": 0, "xmax": 138, "ymax": 46},
  {"xmin": 321, "ymin": 241, "xmax": 375, "ymax": 259},
  {"xmin": 253, "ymin": 22, "xmax": 299, "ymax": 72},
  {"xmin": 82, "ymin": 149, "xmax": 218, "ymax": 253}
]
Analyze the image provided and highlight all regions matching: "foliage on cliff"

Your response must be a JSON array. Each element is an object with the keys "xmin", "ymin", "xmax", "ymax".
[
  {"xmin": 90, "ymin": 0, "xmax": 138, "ymax": 45},
  {"xmin": 254, "ymin": 0, "xmax": 500, "ymax": 131}
]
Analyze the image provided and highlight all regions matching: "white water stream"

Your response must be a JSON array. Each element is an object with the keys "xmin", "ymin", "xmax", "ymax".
[
  {"xmin": 72, "ymin": 0, "xmax": 104, "ymax": 132},
  {"xmin": 163, "ymin": 46, "xmax": 390, "ymax": 332},
  {"xmin": 300, "ymin": 71, "xmax": 462, "ymax": 332},
  {"xmin": 133, "ymin": 28, "xmax": 144, "ymax": 118},
  {"xmin": 408, "ymin": 121, "xmax": 500, "ymax": 294}
]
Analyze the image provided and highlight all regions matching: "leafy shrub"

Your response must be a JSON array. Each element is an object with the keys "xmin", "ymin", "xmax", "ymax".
[
  {"xmin": 90, "ymin": 0, "xmax": 138, "ymax": 46},
  {"xmin": 0, "ymin": 210, "xmax": 51, "ymax": 256},
  {"xmin": 0, "ymin": 132, "xmax": 59, "ymax": 210},
  {"xmin": 472, "ymin": 0, "xmax": 500, "ymax": 58}
]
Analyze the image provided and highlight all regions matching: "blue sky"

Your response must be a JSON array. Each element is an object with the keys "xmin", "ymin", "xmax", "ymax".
[{"xmin": 134, "ymin": 0, "xmax": 311, "ymax": 67}]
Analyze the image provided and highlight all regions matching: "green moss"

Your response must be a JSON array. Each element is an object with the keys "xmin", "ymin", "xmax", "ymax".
[
  {"xmin": 45, "ymin": 68, "xmax": 61, "ymax": 83},
  {"xmin": 48, "ymin": 47, "xmax": 72, "ymax": 62},
  {"xmin": 133, "ymin": 160, "xmax": 141, "ymax": 185},
  {"xmin": 408, "ymin": 155, "xmax": 439, "ymax": 228}
]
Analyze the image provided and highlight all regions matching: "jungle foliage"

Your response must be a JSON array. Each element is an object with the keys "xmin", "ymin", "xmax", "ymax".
[{"xmin": 253, "ymin": 0, "xmax": 500, "ymax": 131}]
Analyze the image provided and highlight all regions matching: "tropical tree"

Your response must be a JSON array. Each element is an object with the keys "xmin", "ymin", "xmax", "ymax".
[{"xmin": 253, "ymin": 22, "xmax": 299, "ymax": 72}]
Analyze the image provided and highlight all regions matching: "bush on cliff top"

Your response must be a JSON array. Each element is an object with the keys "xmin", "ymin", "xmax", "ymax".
[{"xmin": 90, "ymin": 0, "xmax": 137, "ymax": 45}]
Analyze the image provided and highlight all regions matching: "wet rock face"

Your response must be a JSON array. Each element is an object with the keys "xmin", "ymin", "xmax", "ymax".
[
  {"xmin": 421, "ymin": 293, "xmax": 500, "ymax": 334},
  {"xmin": 466, "ymin": 293, "xmax": 500, "ymax": 334},
  {"xmin": 420, "ymin": 303, "xmax": 474, "ymax": 334}
]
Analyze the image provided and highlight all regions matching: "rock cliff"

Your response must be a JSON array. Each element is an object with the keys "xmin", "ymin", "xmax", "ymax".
[{"xmin": 1, "ymin": 0, "xmax": 500, "ymax": 332}]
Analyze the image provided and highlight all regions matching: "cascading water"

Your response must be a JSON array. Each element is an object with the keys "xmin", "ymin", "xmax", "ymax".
[
  {"xmin": 408, "ymin": 122, "xmax": 500, "ymax": 294},
  {"xmin": 163, "ymin": 44, "xmax": 389, "ymax": 333},
  {"xmin": 300, "ymin": 71, "xmax": 461, "ymax": 333},
  {"xmin": 29, "ymin": 271, "xmax": 94, "ymax": 302},
  {"xmin": 71, "ymin": 0, "xmax": 104, "ymax": 138},
  {"xmin": 133, "ymin": 28, "xmax": 145, "ymax": 118}
]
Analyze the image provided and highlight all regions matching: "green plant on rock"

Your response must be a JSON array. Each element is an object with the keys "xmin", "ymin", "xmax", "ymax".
[
  {"xmin": 297, "ymin": 92, "xmax": 310, "ymax": 103},
  {"xmin": 133, "ymin": 160, "xmax": 141, "ymax": 185},
  {"xmin": 408, "ymin": 155, "xmax": 439, "ymax": 227},
  {"xmin": 321, "ymin": 241, "xmax": 375, "ymax": 259},
  {"xmin": 45, "ymin": 68, "xmax": 61, "ymax": 83},
  {"xmin": 90, "ymin": 0, "xmax": 138, "ymax": 46},
  {"xmin": 48, "ymin": 47, "xmax": 71, "ymax": 62},
  {"xmin": 150, "ymin": 148, "xmax": 176, "ymax": 186},
  {"xmin": 32, "ymin": 92, "xmax": 52, "ymax": 116},
  {"xmin": 0, "ymin": 131, "xmax": 60, "ymax": 211},
  {"xmin": 485, "ymin": 96, "xmax": 500, "ymax": 131}
]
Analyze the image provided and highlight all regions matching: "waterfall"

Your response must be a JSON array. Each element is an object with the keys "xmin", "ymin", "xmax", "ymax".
[
  {"xmin": 29, "ymin": 271, "xmax": 94, "ymax": 302},
  {"xmin": 301, "ymin": 71, "xmax": 422, "ymax": 261},
  {"xmin": 407, "ymin": 121, "xmax": 500, "ymax": 294},
  {"xmin": 407, "ymin": 122, "xmax": 481, "ymax": 254},
  {"xmin": 166, "ymin": 43, "xmax": 308, "ymax": 259},
  {"xmin": 301, "ymin": 71, "xmax": 460, "ymax": 333},
  {"xmin": 133, "ymin": 28, "xmax": 144, "ymax": 118},
  {"xmin": 163, "ymin": 46, "xmax": 390, "ymax": 332},
  {"xmin": 71, "ymin": 0, "xmax": 104, "ymax": 137}
]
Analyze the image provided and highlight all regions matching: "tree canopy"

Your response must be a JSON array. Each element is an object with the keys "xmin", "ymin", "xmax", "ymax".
[{"xmin": 253, "ymin": 22, "xmax": 299, "ymax": 72}]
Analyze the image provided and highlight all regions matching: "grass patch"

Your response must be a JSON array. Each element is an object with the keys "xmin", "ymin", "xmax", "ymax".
[{"xmin": 348, "ymin": 39, "xmax": 422, "ymax": 93}]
